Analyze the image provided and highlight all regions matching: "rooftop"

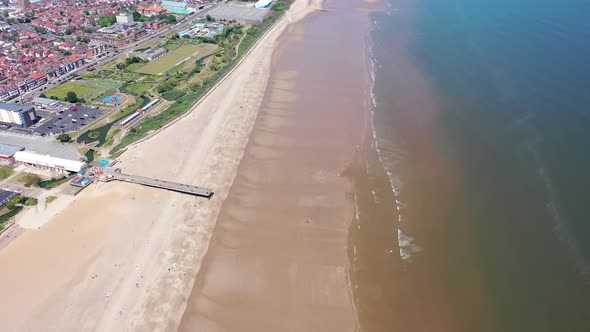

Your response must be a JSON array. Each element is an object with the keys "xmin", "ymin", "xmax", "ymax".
[
  {"xmin": 161, "ymin": 1, "xmax": 189, "ymax": 8},
  {"xmin": 14, "ymin": 150, "xmax": 86, "ymax": 173},
  {"xmin": 0, "ymin": 102, "xmax": 34, "ymax": 113},
  {"xmin": 0, "ymin": 131, "xmax": 81, "ymax": 160},
  {"xmin": 32, "ymin": 97, "xmax": 59, "ymax": 106},
  {"xmin": 0, "ymin": 143, "xmax": 24, "ymax": 157}
]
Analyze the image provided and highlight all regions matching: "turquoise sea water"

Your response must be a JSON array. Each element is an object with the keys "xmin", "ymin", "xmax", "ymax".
[{"xmin": 351, "ymin": 0, "xmax": 590, "ymax": 330}]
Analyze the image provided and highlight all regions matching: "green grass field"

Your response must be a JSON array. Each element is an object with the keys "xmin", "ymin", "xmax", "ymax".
[
  {"xmin": 46, "ymin": 79, "xmax": 120, "ymax": 102},
  {"xmin": 136, "ymin": 45, "xmax": 217, "ymax": 75},
  {"xmin": 123, "ymin": 82, "xmax": 153, "ymax": 95},
  {"xmin": 0, "ymin": 166, "xmax": 13, "ymax": 180}
]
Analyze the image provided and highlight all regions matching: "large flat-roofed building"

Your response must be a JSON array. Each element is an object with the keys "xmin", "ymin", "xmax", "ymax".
[
  {"xmin": 0, "ymin": 131, "xmax": 81, "ymax": 160},
  {"xmin": 0, "ymin": 143, "xmax": 24, "ymax": 163},
  {"xmin": 137, "ymin": 48, "xmax": 167, "ymax": 61},
  {"xmin": 32, "ymin": 97, "xmax": 60, "ymax": 109},
  {"xmin": 13, "ymin": 151, "xmax": 86, "ymax": 174},
  {"xmin": 0, "ymin": 102, "xmax": 38, "ymax": 128},
  {"xmin": 161, "ymin": 1, "xmax": 192, "ymax": 14}
]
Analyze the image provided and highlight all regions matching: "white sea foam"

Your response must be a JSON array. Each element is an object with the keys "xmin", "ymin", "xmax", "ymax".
[
  {"xmin": 528, "ymin": 141, "xmax": 590, "ymax": 283},
  {"xmin": 398, "ymin": 229, "xmax": 422, "ymax": 263},
  {"xmin": 367, "ymin": 32, "xmax": 423, "ymax": 267},
  {"xmin": 371, "ymin": 189, "xmax": 378, "ymax": 203},
  {"xmin": 354, "ymin": 193, "xmax": 361, "ymax": 230}
]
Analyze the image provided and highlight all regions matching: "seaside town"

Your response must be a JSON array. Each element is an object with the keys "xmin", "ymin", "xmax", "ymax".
[{"xmin": 0, "ymin": 0, "xmax": 281, "ymax": 235}]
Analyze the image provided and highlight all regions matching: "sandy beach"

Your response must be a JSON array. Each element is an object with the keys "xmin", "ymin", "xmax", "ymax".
[
  {"xmin": 178, "ymin": 0, "xmax": 371, "ymax": 329},
  {"xmin": 0, "ymin": 1, "xmax": 321, "ymax": 331}
]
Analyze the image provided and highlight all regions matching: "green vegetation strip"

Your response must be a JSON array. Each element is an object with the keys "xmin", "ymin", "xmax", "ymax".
[
  {"xmin": 121, "ymin": 82, "xmax": 153, "ymax": 96},
  {"xmin": 136, "ymin": 45, "xmax": 205, "ymax": 75},
  {"xmin": 0, "ymin": 206, "xmax": 22, "ymax": 224},
  {"xmin": 110, "ymin": 5, "xmax": 294, "ymax": 156},
  {"xmin": 77, "ymin": 97, "xmax": 149, "ymax": 147},
  {"xmin": 38, "ymin": 176, "xmax": 69, "ymax": 190},
  {"xmin": 0, "ymin": 166, "xmax": 13, "ymax": 180}
]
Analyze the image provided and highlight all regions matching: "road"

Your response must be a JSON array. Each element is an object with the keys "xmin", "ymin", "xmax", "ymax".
[{"xmin": 19, "ymin": 5, "xmax": 219, "ymax": 102}]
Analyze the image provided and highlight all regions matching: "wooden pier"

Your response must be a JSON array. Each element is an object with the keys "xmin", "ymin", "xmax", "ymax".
[{"xmin": 101, "ymin": 172, "xmax": 213, "ymax": 198}]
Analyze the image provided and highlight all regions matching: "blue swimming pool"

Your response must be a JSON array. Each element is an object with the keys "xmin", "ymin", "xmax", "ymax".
[
  {"xmin": 98, "ymin": 159, "xmax": 110, "ymax": 167},
  {"xmin": 102, "ymin": 95, "xmax": 122, "ymax": 104}
]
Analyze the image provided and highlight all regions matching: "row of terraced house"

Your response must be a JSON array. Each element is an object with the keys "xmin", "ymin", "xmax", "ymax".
[{"xmin": 0, "ymin": 54, "xmax": 86, "ymax": 102}]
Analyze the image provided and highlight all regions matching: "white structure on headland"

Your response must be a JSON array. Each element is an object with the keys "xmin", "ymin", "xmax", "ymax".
[{"xmin": 13, "ymin": 151, "xmax": 86, "ymax": 173}]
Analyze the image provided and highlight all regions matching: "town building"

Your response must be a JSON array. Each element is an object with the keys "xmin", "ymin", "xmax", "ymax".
[
  {"xmin": 145, "ymin": 19, "xmax": 167, "ymax": 30},
  {"xmin": 161, "ymin": 1, "xmax": 192, "ymax": 14},
  {"xmin": 179, "ymin": 22, "xmax": 224, "ymax": 38},
  {"xmin": 32, "ymin": 97, "xmax": 59, "ymax": 108},
  {"xmin": 116, "ymin": 13, "xmax": 135, "ymax": 25},
  {"xmin": 139, "ymin": 5, "xmax": 168, "ymax": 17},
  {"xmin": 87, "ymin": 43, "xmax": 108, "ymax": 59},
  {"xmin": 13, "ymin": 151, "xmax": 87, "ymax": 174},
  {"xmin": 137, "ymin": 48, "xmax": 166, "ymax": 61},
  {"xmin": 255, "ymin": 0, "xmax": 273, "ymax": 8},
  {"xmin": 0, "ymin": 102, "xmax": 38, "ymax": 128}
]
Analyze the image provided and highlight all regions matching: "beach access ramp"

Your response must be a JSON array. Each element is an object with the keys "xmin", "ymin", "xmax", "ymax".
[{"xmin": 102, "ymin": 172, "xmax": 213, "ymax": 198}]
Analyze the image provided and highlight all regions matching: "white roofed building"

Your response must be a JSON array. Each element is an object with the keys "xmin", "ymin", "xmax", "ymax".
[
  {"xmin": 255, "ymin": 0, "xmax": 273, "ymax": 8},
  {"xmin": 13, "ymin": 151, "xmax": 86, "ymax": 174}
]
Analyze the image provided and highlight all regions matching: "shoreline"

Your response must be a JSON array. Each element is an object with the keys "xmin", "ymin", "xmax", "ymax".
[
  {"xmin": 177, "ymin": 0, "xmax": 372, "ymax": 329},
  {"xmin": 0, "ymin": 1, "xmax": 321, "ymax": 330}
]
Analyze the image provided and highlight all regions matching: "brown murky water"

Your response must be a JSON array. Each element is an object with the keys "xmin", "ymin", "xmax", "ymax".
[{"xmin": 178, "ymin": 2, "xmax": 371, "ymax": 331}]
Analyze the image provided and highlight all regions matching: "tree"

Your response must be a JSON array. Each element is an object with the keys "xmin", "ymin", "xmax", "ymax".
[
  {"xmin": 81, "ymin": 26, "xmax": 93, "ymax": 33},
  {"xmin": 39, "ymin": 93, "xmax": 46, "ymax": 98},
  {"xmin": 6, "ymin": 196, "xmax": 23, "ymax": 210},
  {"xmin": 167, "ymin": 15, "xmax": 176, "ymax": 24},
  {"xmin": 98, "ymin": 15, "xmax": 115, "ymax": 28},
  {"xmin": 32, "ymin": 25, "xmax": 47, "ymax": 34},
  {"xmin": 57, "ymin": 133, "xmax": 72, "ymax": 143},
  {"xmin": 206, "ymin": 14, "xmax": 214, "ymax": 22},
  {"xmin": 132, "ymin": 11, "xmax": 141, "ymax": 21},
  {"xmin": 125, "ymin": 56, "xmax": 141, "ymax": 65},
  {"xmin": 66, "ymin": 91, "xmax": 78, "ymax": 103}
]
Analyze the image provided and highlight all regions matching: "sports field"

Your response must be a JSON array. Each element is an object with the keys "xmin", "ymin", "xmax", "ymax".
[
  {"xmin": 46, "ymin": 79, "xmax": 120, "ymax": 102},
  {"xmin": 136, "ymin": 44, "xmax": 217, "ymax": 75}
]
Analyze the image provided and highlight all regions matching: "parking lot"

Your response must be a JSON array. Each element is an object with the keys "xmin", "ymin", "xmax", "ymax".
[{"xmin": 34, "ymin": 106, "xmax": 106, "ymax": 136}]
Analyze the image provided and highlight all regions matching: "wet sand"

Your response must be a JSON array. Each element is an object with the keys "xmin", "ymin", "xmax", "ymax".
[{"xmin": 178, "ymin": 1, "xmax": 371, "ymax": 331}]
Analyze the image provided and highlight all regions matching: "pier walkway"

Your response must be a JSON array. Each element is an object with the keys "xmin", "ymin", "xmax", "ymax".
[{"xmin": 101, "ymin": 172, "xmax": 213, "ymax": 198}]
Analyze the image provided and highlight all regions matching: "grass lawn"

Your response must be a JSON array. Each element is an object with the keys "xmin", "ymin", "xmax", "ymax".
[
  {"xmin": 123, "ymin": 82, "xmax": 153, "ymax": 96},
  {"xmin": 46, "ymin": 79, "xmax": 120, "ymax": 102},
  {"xmin": 0, "ymin": 166, "xmax": 13, "ymax": 180},
  {"xmin": 14, "ymin": 172, "xmax": 44, "ymax": 187},
  {"xmin": 136, "ymin": 45, "xmax": 217, "ymax": 75}
]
